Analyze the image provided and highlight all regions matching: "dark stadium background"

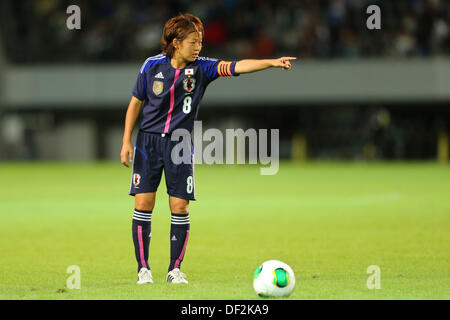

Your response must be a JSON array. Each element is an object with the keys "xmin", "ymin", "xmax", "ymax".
[{"xmin": 0, "ymin": 0, "xmax": 448, "ymax": 162}]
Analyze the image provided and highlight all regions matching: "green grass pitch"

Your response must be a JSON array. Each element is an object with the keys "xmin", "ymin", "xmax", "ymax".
[{"xmin": 0, "ymin": 161, "xmax": 448, "ymax": 299}]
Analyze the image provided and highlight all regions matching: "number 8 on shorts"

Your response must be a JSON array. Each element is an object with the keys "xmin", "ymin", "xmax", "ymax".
[{"xmin": 186, "ymin": 176, "xmax": 193, "ymax": 194}]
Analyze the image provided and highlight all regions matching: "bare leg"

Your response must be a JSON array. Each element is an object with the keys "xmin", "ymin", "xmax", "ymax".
[{"xmin": 135, "ymin": 192, "xmax": 156, "ymax": 211}]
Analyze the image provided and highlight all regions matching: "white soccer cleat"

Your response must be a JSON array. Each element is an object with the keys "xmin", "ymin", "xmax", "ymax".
[
  {"xmin": 137, "ymin": 268, "xmax": 153, "ymax": 284},
  {"xmin": 166, "ymin": 268, "xmax": 188, "ymax": 284}
]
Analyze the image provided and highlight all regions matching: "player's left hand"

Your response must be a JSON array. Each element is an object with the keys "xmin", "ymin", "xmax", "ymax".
[{"xmin": 273, "ymin": 57, "xmax": 297, "ymax": 70}]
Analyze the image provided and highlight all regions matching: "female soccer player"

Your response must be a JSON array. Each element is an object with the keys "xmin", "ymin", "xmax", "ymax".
[{"xmin": 120, "ymin": 13, "xmax": 296, "ymax": 284}]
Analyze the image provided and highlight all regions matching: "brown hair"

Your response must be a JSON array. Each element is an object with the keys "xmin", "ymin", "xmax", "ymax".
[{"xmin": 161, "ymin": 13, "xmax": 204, "ymax": 58}]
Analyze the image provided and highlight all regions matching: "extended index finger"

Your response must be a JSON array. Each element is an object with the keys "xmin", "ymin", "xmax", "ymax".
[{"xmin": 283, "ymin": 57, "xmax": 297, "ymax": 61}]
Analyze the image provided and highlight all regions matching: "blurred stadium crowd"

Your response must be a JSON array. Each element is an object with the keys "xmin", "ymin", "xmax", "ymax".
[{"xmin": 1, "ymin": 0, "xmax": 449, "ymax": 63}]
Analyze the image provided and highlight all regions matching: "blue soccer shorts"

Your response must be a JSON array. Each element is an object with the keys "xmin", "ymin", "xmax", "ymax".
[{"xmin": 129, "ymin": 130, "xmax": 196, "ymax": 200}]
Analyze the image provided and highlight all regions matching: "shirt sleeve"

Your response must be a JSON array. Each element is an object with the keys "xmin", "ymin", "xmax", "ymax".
[
  {"xmin": 132, "ymin": 72, "xmax": 147, "ymax": 101},
  {"xmin": 200, "ymin": 58, "xmax": 240, "ymax": 83}
]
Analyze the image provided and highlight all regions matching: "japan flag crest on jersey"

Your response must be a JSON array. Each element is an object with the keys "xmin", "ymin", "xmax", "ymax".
[{"xmin": 183, "ymin": 77, "xmax": 196, "ymax": 92}]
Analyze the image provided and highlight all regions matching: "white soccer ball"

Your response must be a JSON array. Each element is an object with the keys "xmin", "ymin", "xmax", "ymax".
[{"xmin": 253, "ymin": 260, "xmax": 295, "ymax": 298}]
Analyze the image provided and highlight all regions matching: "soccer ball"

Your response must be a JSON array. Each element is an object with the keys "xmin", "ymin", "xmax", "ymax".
[{"xmin": 253, "ymin": 260, "xmax": 295, "ymax": 298}]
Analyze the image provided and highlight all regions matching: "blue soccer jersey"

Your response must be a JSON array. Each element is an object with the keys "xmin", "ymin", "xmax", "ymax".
[{"xmin": 132, "ymin": 54, "xmax": 239, "ymax": 134}]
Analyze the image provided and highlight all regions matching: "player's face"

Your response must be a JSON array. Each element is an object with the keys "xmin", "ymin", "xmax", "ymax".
[{"xmin": 176, "ymin": 31, "xmax": 202, "ymax": 62}]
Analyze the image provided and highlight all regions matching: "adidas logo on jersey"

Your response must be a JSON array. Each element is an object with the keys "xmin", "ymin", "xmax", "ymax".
[
  {"xmin": 171, "ymin": 235, "xmax": 177, "ymax": 241},
  {"xmin": 155, "ymin": 72, "xmax": 164, "ymax": 79}
]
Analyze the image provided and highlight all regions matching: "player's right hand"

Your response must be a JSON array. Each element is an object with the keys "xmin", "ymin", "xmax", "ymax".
[
  {"xmin": 120, "ymin": 142, "xmax": 134, "ymax": 167},
  {"xmin": 273, "ymin": 57, "xmax": 297, "ymax": 70}
]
